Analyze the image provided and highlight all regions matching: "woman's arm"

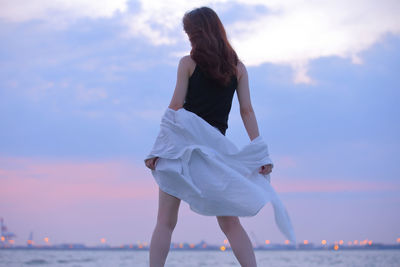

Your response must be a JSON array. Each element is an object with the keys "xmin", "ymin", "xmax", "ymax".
[
  {"xmin": 168, "ymin": 56, "xmax": 191, "ymax": 110},
  {"xmin": 145, "ymin": 56, "xmax": 191, "ymax": 170},
  {"xmin": 236, "ymin": 61, "xmax": 260, "ymax": 141},
  {"xmin": 236, "ymin": 61, "xmax": 272, "ymax": 175}
]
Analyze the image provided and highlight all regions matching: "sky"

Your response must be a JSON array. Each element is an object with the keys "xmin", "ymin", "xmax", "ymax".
[{"xmin": 0, "ymin": 0, "xmax": 399, "ymax": 247}]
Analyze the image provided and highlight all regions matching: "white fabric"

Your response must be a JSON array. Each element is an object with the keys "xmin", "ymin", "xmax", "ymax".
[{"xmin": 145, "ymin": 107, "xmax": 296, "ymax": 243}]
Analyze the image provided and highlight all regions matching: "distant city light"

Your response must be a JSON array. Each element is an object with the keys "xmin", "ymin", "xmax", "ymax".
[
  {"xmin": 44, "ymin": 237, "xmax": 49, "ymax": 243},
  {"xmin": 284, "ymin": 240, "xmax": 289, "ymax": 244},
  {"xmin": 100, "ymin": 238, "xmax": 106, "ymax": 244},
  {"xmin": 334, "ymin": 245, "xmax": 339, "ymax": 250},
  {"xmin": 265, "ymin": 240, "xmax": 270, "ymax": 244},
  {"xmin": 303, "ymin": 240, "xmax": 308, "ymax": 245},
  {"xmin": 354, "ymin": 240, "xmax": 358, "ymax": 245},
  {"xmin": 220, "ymin": 245, "xmax": 226, "ymax": 251},
  {"xmin": 348, "ymin": 241, "xmax": 352, "ymax": 245},
  {"xmin": 321, "ymin": 240, "xmax": 327, "ymax": 245},
  {"xmin": 339, "ymin": 240, "xmax": 344, "ymax": 245},
  {"xmin": 368, "ymin": 240, "xmax": 373, "ymax": 245},
  {"xmin": 397, "ymin": 238, "xmax": 400, "ymax": 243},
  {"xmin": 223, "ymin": 239, "xmax": 228, "ymax": 245}
]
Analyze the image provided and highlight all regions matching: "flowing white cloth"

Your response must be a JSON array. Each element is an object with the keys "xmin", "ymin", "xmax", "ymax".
[{"xmin": 145, "ymin": 107, "xmax": 296, "ymax": 244}]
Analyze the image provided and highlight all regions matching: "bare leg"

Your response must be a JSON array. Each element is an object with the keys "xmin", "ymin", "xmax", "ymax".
[
  {"xmin": 217, "ymin": 216, "xmax": 257, "ymax": 267},
  {"xmin": 149, "ymin": 188, "xmax": 181, "ymax": 267}
]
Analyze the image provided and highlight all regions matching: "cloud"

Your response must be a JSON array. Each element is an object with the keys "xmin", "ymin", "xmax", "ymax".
[
  {"xmin": 75, "ymin": 84, "xmax": 108, "ymax": 103},
  {"xmin": 272, "ymin": 177, "xmax": 400, "ymax": 194},
  {"xmin": 119, "ymin": 0, "xmax": 227, "ymax": 45},
  {"xmin": 0, "ymin": 156, "xmax": 155, "ymax": 209},
  {"xmin": 230, "ymin": 0, "xmax": 400, "ymax": 84},
  {"xmin": 1, "ymin": 155, "xmax": 398, "ymax": 207},
  {"xmin": 0, "ymin": 0, "xmax": 128, "ymax": 28},
  {"xmin": 121, "ymin": 0, "xmax": 400, "ymax": 84},
  {"xmin": 1, "ymin": 0, "xmax": 399, "ymax": 84}
]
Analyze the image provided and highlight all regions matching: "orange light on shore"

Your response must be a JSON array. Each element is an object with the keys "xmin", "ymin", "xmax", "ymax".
[
  {"xmin": 27, "ymin": 240, "xmax": 34, "ymax": 245},
  {"xmin": 0, "ymin": 236, "xmax": 5, "ymax": 241},
  {"xmin": 202, "ymin": 243, "xmax": 207, "ymax": 248},
  {"xmin": 265, "ymin": 240, "xmax": 270, "ymax": 245},
  {"xmin": 9, "ymin": 240, "xmax": 14, "ymax": 244},
  {"xmin": 397, "ymin": 238, "xmax": 400, "ymax": 243},
  {"xmin": 348, "ymin": 241, "xmax": 352, "ymax": 245},
  {"xmin": 333, "ymin": 245, "xmax": 339, "ymax": 250},
  {"xmin": 368, "ymin": 240, "xmax": 373, "ymax": 245},
  {"xmin": 44, "ymin": 237, "xmax": 49, "ymax": 243},
  {"xmin": 321, "ymin": 240, "xmax": 327, "ymax": 245},
  {"xmin": 179, "ymin": 243, "xmax": 183, "ymax": 248},
  {"xmin": 339, "ymin": 240, "xmax": 343, "ymax": 245},
  {"xmin": 189, "ymin": 243, "xmax": 195, "ymax": 248},
  {"xmin": 303, "ymin": 240, "xmax": 308, "ymax": 245},
  {"xmin": 223, "ymin": 239, "xmax": 228, "ymax": 245},
  {"xmin": 284, "ymin": 240, "xmax": 289, "ymax": 244},
  {"xmin": 220, "ymin": 245, "xmax": 226, "ymax": 251},
  {"xmin": 100, "ymin": 238, "xmax": 106, "ymax": 244},
  {"xmin": 354, "ymin": 240, "xmax": 358, "ymax": 245}
]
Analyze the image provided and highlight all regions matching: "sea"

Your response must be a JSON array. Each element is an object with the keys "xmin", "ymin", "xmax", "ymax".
[{"xmin": 1, "ymin": 249, "xmax": 399, "ymax": 266}]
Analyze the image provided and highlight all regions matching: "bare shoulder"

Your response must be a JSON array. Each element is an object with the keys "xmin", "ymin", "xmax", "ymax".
[{"xmin": 236, "ymin": 59, "xmax": 247, "ymax": 81}]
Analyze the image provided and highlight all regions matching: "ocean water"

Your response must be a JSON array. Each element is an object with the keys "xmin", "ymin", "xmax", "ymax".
[{"xmin": 0, "ymin": 249, "xmax": 399, "ymax": 267}]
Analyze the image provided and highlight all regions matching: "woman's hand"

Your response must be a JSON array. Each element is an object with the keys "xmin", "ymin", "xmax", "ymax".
[
  {"xmin": 259, "ymin": 164, "xmax": 273, "ymax": 175},
  {"xmin": 145, "ymin": 157, "xmax": 159, "ymax": 170}
]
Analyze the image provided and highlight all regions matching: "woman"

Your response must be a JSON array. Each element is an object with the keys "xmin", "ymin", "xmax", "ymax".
[{"xmin": 145, "ymin": 6, "xmax": 293, "ymax": 267}]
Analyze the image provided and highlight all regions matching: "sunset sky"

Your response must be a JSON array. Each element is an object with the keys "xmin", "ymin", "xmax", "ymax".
[{"xmin": 1, "ymin": 0, "xmax": 399, "ymax": 247}]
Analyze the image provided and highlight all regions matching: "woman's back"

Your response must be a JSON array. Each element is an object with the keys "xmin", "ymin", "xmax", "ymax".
[{"xmin": 183, "ymin": 62, "xmax": 238, "ymax": 135}]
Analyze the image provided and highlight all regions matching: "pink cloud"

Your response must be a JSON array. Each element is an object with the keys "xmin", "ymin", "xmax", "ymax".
[
  {"xmin": 1, "ymin": 155, "xmax": 398, "ymax": 211},
  {"xmin": 268, "ymin": 155, "xmax": 400, "ymax": 193},
  {"xmin": 0, "ymin": 156, "xmax": 157, "ymax": 212},
  {"xmin": 272, "ymin": 177, "xmax": 400, "ymax": 193}
]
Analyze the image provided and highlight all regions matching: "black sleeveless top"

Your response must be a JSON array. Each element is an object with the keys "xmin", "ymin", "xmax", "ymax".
[{"xmin": 183, "ymin": 64, "xmax": 238, "ymax": 135}]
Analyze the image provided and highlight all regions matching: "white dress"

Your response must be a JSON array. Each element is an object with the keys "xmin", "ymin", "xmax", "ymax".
[{"xmin": 145, "ymin": 107, "xmax": 296, "ymax": 244}]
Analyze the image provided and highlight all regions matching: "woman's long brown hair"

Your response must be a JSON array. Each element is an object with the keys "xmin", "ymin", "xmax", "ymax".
[{"xmin": 183, "ymin": 6, "xmax": 239, "ymax": 87}]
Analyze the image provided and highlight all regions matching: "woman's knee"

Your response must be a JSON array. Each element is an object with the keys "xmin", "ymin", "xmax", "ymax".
[
  {"xmin": 217, "ymin": 216, "xmax": 241, "ymax": 234},
  {"xmin": 156, "ymin": 216, "xmax": 178, "ymax": 231}
]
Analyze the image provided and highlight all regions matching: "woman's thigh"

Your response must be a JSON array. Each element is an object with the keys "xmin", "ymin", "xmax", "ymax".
[
  {"xmin": 156, "ymin": 187, "xmax": 181, "ymax": 228},
  {"xmin": 216, "ymin": 216, "xmax": 240, "ymax": 232}
]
